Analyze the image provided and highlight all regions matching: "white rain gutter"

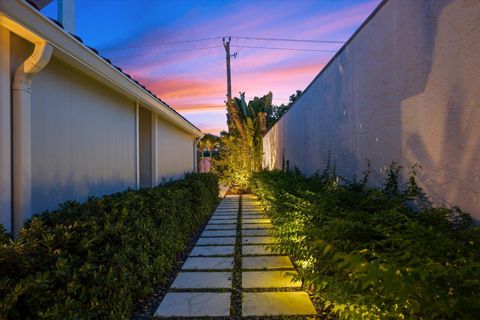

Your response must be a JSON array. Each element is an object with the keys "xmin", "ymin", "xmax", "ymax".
[{"xmin": 12, "ymin": 40, "xmax": 52, "ymax": 236}]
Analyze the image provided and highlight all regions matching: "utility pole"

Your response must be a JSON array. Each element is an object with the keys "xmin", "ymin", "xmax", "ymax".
[{"xmin": 223, "ymin": 37, "xmax": 232, "ymax": 102}]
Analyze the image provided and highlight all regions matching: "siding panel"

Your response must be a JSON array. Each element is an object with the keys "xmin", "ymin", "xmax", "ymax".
[
  {"xmin": 31, "ymin": 57, "xmax": 136, "ymax": 213},
  {"xmin": 156, "ymin": 115, "xmax": 194, "ymax": 182}
]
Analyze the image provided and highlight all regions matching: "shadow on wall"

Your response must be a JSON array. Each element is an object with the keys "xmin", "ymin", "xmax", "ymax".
[
  {"xmin": 263, "ymin": 0, "xmax": 480, "ymax": 219},
  {"xmin": 31, "ymin": 173, "xmax": 134, "ymax": 215}
]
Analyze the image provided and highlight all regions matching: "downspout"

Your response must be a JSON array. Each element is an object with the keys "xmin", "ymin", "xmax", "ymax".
[
  {"xmin": 194, "ymin": 137, "xmax": 200, "ymax": 173},
  {"xmin": 12, "ymin": 40, "xmax": 52, "ymax": 237}
]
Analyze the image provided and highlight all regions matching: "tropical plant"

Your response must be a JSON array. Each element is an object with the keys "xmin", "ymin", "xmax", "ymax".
[
  {"xmin": 213, "ymin": 92, "xmax": 273, "ymax": 188},
  {"xmin": 267, "ymin": 89, "xmax": 302, "ymax": 130}
]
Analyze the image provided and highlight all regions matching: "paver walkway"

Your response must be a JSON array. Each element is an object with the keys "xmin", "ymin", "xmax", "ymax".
[{"xmin": 155, "ymin": 194, "xmax": 316, "ymax": 318}]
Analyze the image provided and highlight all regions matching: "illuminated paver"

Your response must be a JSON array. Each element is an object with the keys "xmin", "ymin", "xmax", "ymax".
[
  {"xmin": 242, "ymin": 212, "xmax": 264, "ymax": 217},
  {"xmin": 242, "ymin": 292, "xmax": 316, "ymax": 316},
  {"xmin": 242, "ymin": 271, "xmax": 301, "ymax": 288},
  {"xmin": 243, "ymin": 236, "xmax": 276, "ymax": 244},
  {"xmin": 242, "ymin": 256, "xmax": 294, "ymax": 270},
  {"xmin": 242, "ymin": 218, "xmax": 271, "ymax": 223},
  {"xmin": 242, "ymin": 244, "xmax": 276, "ymax": 255},
  {"xmin": 242, "ymin": 223, "xmax": 273, "ymax": 229},
  {"xmin": 242, "ymin": 229, "xmax": 271, "ymax": 236}
]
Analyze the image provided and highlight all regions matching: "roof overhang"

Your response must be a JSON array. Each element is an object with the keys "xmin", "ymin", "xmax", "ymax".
[{"xmin": 0, "ymin": 0, "xmax": 203, "ymax": 138}]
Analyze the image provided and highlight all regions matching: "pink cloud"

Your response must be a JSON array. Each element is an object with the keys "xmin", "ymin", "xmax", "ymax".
[{"xmin": 101, "ymin": 0, "xmax": 380, "ymax": 133}]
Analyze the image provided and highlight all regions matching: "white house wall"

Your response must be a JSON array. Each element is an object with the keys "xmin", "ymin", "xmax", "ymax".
[
  {"xmin": 155, "ymin": 115, "xmax": 195, "ymax": 182},
  {"xmin": 0, "ymin": 26, "xmax": 11, "ymax": 230},
  {"xmin": 30, "ymin": 56, "xmax": 137, "ymax": 214},
  {"xmin": 263, "ymin": 0, "xmax": 480, "ymax": 220}
]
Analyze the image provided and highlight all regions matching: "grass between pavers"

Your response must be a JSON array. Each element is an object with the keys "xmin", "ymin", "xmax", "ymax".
[
  {"xmin": 152, "ymin": 195, "xmax": 239, "ymax": 320},
  {"xmin": 230, "ymin": 195, "xmax": 243, "ymax": 318},
  {"xmin": 152, "ymin": 195, "xmax": 323, "ymax": 320}
]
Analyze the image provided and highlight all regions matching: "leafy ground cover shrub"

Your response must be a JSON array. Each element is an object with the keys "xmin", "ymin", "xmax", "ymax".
[
  {"xmin": 250, "ymin": 168, "xmax": 480, "ymax": 319},
  {"xmin": 0, "ymin": 173, "xmax": 219, "ymax": 319}
]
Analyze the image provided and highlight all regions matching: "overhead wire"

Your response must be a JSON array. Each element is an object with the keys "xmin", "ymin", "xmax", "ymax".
[
  {"xmin": 230, "ymin": 35, "xmax": 344, "ymax": 44},
  {"xmin": 235, "ymin": 45, "xmax": 336, "ymax": 52},
  {"xmin": 101, "ymin": 35, "xmax": 344, "ymax": 52},
  {"xmin": 101, "ymin": 36, "xmax": 223, "ymax": 51},
  {"xmin": 106, "ymin": 45, "xmax": 223, "ymax": 59}
]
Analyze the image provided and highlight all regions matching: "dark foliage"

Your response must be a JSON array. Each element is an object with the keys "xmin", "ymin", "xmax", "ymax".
[
  {"xmin": 250, "ymin": 169, "xmax": 480, "ymax": 319},
  {"xmin": 0, "ymin": 173, "xmax": 219, "ymax": 319}
]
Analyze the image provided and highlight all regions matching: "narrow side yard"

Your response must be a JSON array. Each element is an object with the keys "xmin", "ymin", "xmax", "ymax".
[{"xmin": 155, "ymin": 194, "xmax": 317, "ymax": 318}]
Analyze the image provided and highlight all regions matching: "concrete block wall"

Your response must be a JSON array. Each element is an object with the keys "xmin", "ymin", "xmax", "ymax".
[{"xmin": 263, "ymin": 0, "xmax": 480, "ymax": 220}]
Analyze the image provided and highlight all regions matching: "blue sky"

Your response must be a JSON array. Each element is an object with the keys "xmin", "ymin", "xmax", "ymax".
[{"xmin": 42, "ymin": 0, "xmax": 380, "ymax": 134}]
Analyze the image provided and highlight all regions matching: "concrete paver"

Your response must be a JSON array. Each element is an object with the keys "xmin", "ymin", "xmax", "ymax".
[
  {"xmin": 201, "ymin": 229, "xmax": 236, "ymax": 237},
  {"xmin": 209, "ymin": 215, "xmax": 237, "ymax": 220},
  {"xmin": 242, "ymin": 271, "xmax": 301, "ymax": 288},
  {"xmin": 208, "ymin": 219, "xmax": 237, "ymax": 225},
  {"xmin": 171, "ymin": 272, "xmax": 232, "ymax": 289},
  {"xmin": 242, "ymin": 256, "xmax": 294, "ymax": 269},
  {"xmin": 243, "ymin": 236, "xmax": 276, "ymax": 244},
  {"xmin": 190, "ymin": 245, "xmax": 234, "ymax": 256},
  {"xmin": 205, "ymin": 224, "xmax": 237, "ymax": 230},
  {"xmin": 156, "ymin": 292, "xmax": 230, "ymax": 317},
  {"xmin": 242, "ymin": 244, "xmax": 276, "ymax": 255},
  {"xmin": 182, "ymin": 257, "xmax": 234, "ymax": 270},
  {"xmin": 197, "ymin": 237, "xmax": 236, "ymax": 245},
  {"xmin": 242, "ymin": 218, "xmax": 271, "ymax": 224},
  {"xmin": 242, "ymin": 229, "xmax": 271, "ymax": 236},
  {"xmin": 242, "ymin": 292, "xmax": 316, "ymax": 316},
  {"xmin": 242, "ymin": 223, "xmax": 272, "ymax": 229}
]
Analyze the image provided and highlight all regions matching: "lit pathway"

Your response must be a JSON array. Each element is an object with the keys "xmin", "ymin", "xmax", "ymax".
[{"xmin": 154, "ymin": 194, "xmax": 316, "ymax": 317}]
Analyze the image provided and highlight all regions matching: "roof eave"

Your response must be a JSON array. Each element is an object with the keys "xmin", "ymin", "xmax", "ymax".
[{"xmin": 0, "ymin": 0, "xmax": 202, "ymax": 137}]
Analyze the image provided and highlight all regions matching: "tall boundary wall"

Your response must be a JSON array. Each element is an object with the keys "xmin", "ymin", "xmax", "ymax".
[{"xmin": 263, "ymin": 0, "xmax": 480, "ymax": 220}]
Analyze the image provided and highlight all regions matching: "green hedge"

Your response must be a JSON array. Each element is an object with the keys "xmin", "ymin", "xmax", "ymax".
[
  {"xmin": 250, "ymin": 169, "xmax": 480, "ymax": 319},
  {"xmin": 0, "ymin": 173, "xmax": 219, "ymax": 319}
]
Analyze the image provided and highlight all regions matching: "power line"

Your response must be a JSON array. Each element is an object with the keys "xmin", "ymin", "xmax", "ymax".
[
  {"xmin": 105, "ymin": 44, "xmax": 336, "ymax": 60},
  {"xmin": 230, "ymin": 36, "xmax": 344, "ymax": 44},
  {"xmin": 235, "ymin": 45, "xmax": 336, "ymax": 52},
  {"xmin": 106, "ymin": 45, "xmax": 223, "ymax": 59},
  {"xmin": 101, "ymin": 35, "xmax": 344, "ymax": 52},
  {"xmin": 101, "ymin": 36, "xmax": 223, "ymax": 51}
]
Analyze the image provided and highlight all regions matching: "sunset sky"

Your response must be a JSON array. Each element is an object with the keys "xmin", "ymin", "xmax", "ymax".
[{"xmin": 42, "ymin": 0, "xmax": 381, "ymax": 134}]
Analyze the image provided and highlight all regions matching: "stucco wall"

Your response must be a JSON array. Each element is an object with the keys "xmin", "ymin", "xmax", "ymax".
[
  {"xmin": 155, "ymin": 115, "xmax": 195, "ymax": 182},
  {"xmin": 263, "ymin": 0, "xmax": 480, "ymax": 219},
  {"xmin": 31, "ymin": 57, "xmax": 137, "ymax": 213}
]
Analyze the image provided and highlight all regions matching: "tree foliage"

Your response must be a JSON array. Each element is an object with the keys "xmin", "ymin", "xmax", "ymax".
[
  {"xmin": 197, "ymin": 133, "xmax": 220, "ymax": 158},
  {"xmin": 266, "ymin": 89, "xmax": 302, "ymax": 130},
  {"xmin": 213, "ymin": 92, "xmax": 273, "ymax": 188}
]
